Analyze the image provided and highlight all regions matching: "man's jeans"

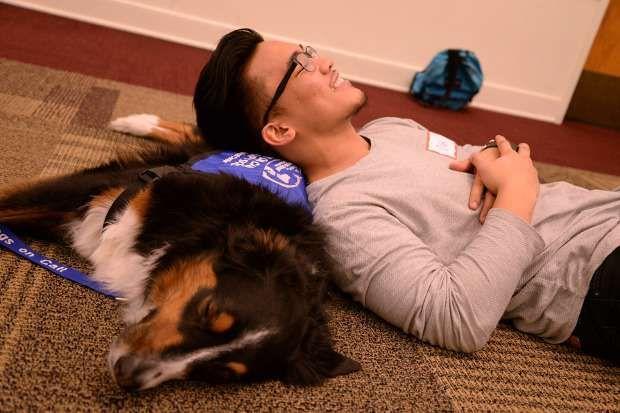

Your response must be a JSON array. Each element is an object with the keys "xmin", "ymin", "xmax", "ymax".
[{"xmin": 574, "ymin": 246, "xmax": 620, "ymax": 362}]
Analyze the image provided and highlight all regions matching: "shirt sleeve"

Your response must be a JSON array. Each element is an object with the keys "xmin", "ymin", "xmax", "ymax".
[{"xmin": 318, "ymin": 203, "xmax": 545, "ymax": 353}]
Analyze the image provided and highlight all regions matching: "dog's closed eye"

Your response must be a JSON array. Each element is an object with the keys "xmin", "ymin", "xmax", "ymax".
[{"xmin": 196, "ymin": 299, "xmax": 235, "ymax": 334}]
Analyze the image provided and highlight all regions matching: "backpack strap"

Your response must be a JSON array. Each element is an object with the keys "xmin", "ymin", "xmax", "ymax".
[{"xmin": 440, "ymin": 49, "xmax": 462, "ymax": 103}]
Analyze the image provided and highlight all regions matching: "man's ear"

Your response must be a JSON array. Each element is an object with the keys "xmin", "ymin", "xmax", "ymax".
[{"xmin": 261, "ymin": 122, "xmax": 296, "ymax": 147}]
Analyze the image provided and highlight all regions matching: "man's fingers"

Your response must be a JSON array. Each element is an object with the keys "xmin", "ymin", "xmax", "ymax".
[
  {"xmin": 479, "ymin": 191, "xmax": 496, "ymax": 224},
  {"xmin": 449, "ymin": 159, "xmax": 473, "ymax": 172},
  {"xmin": 469, "ymin": 174, "xmax": 485, "ymax": 209},
  {"xmin": 516, "ymin": 142, "xmax": 531, "ymax": 157},
  {"xmin": 494, "ymin": 135, "xmax": 516, "ymax": 156}
]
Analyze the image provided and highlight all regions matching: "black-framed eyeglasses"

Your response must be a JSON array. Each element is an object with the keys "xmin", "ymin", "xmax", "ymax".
[{"xmin": 262, "ymin": 45, "xmax": 318, "ymax": 126}]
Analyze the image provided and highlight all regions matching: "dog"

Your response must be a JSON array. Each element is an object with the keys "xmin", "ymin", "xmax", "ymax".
[{"xmin": 0, "ymin": 114, "xmax": 359, "ymax": 391}]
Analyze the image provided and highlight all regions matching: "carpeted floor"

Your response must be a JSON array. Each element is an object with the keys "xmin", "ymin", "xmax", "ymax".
[{"xmin": 0, "ymin": 58, "xmax": 619, "ymax": 412}]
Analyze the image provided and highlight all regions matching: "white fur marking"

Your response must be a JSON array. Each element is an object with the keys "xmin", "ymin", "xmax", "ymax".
[
  {"xmin": 67, "ymin": 202, "xmax": 166, "ymax": 303},
  {"xmin": 109, "ymin": 114, "xmax": 162, "ymax": 136},
  {"xmin": 122, "ymin": 300, "xmax": 157, "ymax": 326},
  {"xmin": 137, "ymin": 329, "xmax": 273, "ymax": 390}
]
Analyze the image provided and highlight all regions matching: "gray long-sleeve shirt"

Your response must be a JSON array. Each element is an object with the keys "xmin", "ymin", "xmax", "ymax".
[{"xmin": 307, "ymin": 117, "xmax": 620, "ymax": 352}]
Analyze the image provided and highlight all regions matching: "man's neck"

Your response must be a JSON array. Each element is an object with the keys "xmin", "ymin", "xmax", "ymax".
[{"xmin": 297, "ymin": 123, "xmax": 370, "ymax": 183}]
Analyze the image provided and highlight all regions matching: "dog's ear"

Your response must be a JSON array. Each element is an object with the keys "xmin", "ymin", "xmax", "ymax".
[{"xmin": 283, "ymin": 321, "xmax": 360, "ymax": 385}]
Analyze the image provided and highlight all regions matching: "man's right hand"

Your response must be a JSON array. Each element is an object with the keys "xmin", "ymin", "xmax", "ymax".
[
  {"xmin": 468, "ymin": 135, "xmax": 539, "ymax": 223},
  {"xmin": 450, "ymin": 146, "xmax": 500, "ymax": 224}
]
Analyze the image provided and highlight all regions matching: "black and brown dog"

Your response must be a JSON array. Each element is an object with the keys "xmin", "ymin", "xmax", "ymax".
[{"xmin": 0, "ymin": 114, "xmax": 359, "ymax": 391}]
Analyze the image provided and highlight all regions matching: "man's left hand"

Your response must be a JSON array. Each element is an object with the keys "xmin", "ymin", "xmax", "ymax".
[{"xmin": 449, "ymin": 147, "xmax": 500, "ymax": 224}]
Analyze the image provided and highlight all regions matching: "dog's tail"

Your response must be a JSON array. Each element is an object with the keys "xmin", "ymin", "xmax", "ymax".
[{"xmin": 109, "ymin": 114, "xmax": 204, "ymax": 145}]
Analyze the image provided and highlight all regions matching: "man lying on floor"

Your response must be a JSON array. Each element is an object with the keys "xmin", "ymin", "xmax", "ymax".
[{"xmin": 146, "ymin": 28, "xmax": 620, "ymax": 361}]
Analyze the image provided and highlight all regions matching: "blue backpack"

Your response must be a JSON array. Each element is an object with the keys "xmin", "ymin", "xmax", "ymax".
[{"xmin": 410, "ymin": 49, "xmax": 483, "ymax": 110}]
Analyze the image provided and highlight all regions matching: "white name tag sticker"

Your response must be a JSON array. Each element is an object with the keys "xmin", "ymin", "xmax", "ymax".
[{"xmin": 426, "ymin": 131, "xmax": 457, "ymax": 159}]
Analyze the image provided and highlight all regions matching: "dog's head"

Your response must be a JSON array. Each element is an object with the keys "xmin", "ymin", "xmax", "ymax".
[{"xmin": 108, "ymin": 226, "xmax": 359, "ymax": 391}]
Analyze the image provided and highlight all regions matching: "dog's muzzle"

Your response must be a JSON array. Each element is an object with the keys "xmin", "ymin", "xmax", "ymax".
[{"xmin": 112, "ymin": 354, "xmax": 155, "ymax": 391}]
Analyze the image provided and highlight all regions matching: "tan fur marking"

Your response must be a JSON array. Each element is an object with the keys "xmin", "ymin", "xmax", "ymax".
[
  {"xmin": 147, "ymin": 127, "xmax": 186, "ymax": 145},
  {"xmin": 227, "ymin": 362, "xmax": 248, "ymax": 375},
  {"xmin": 158, "ymin": 119, "xmax": 203, "ymax": 144},
  {"xmin": 144, "ymin": 119, "xmax": 203, "ymax": 145},
  {"xmin": 129, "ymin": 257, "xmax": 218, "ymax": 353},
  {"xmin": 150, "ymin": 257, "xmax": 218, "ymax": 305},
  {"xmin": 210, "ymin": 312, "xmax": 235, "ymax": 333},
  {"xmin": 129, "ymin": 321, "xmax": 184, "ymax": 354},
  {"xmin": 89, "ymin": 187, "xmax": 124, "ymax": 209},
  {"xmin": 128, "ymin": 187, "xmax": 152, "ymax": 220}
]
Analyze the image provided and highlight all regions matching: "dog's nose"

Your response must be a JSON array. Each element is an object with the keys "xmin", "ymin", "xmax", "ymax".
[{"xmin": 113, "ymin": 355, "xmax": 142, "ymax": 391}]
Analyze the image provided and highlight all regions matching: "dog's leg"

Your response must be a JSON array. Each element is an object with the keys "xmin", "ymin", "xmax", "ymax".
[
  {"xmin": 109, "ymin": 114, "xmax": 203, "ymax": 145},
  {"xmin": 0, "ymin": 169, "xmax": 137, "ymax": 240},
  {"xmin": 0, "ymin": 179, "xmax": 83, "ymax": 239}
]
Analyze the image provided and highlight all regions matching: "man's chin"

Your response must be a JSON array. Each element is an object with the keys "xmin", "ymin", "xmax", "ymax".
[{"xmin": 350, "ymin": 90, "xmax": 368, "ymax": 118}]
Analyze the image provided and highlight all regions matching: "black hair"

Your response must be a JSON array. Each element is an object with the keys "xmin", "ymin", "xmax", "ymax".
[{"xmin": 193, "ymin": 28, "xmax": 272, "ymax": 154}]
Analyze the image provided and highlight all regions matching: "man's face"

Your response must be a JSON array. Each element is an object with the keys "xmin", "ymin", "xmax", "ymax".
[{"xmin": 246, "ymin": 41, "xmax": 366, "ymax": 136}]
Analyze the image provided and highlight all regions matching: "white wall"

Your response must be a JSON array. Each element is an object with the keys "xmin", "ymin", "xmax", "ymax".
[{"xmin": 4, "ymin": 0, "xmax": 609, "ymax": 124}]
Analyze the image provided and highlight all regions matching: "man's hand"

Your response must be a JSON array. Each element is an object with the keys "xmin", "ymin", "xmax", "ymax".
[
  {"xmin": 468, "ymin": 135, "xmax": 539, "ymax": 223},
  {"xmin": 449, "ymin": 144, "xmax": 501, "ymax": 224}
]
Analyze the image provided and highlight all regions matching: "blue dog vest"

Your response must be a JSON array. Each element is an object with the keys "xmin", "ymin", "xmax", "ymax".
[{"xmin": 190, "ymin": 151, "xmax": 310, "ymax": 211}]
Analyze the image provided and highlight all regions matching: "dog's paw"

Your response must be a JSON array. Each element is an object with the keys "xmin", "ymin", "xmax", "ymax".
[{"xmin": 109, "ymin": 114, "xmax": 161, "ymax": 136}]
